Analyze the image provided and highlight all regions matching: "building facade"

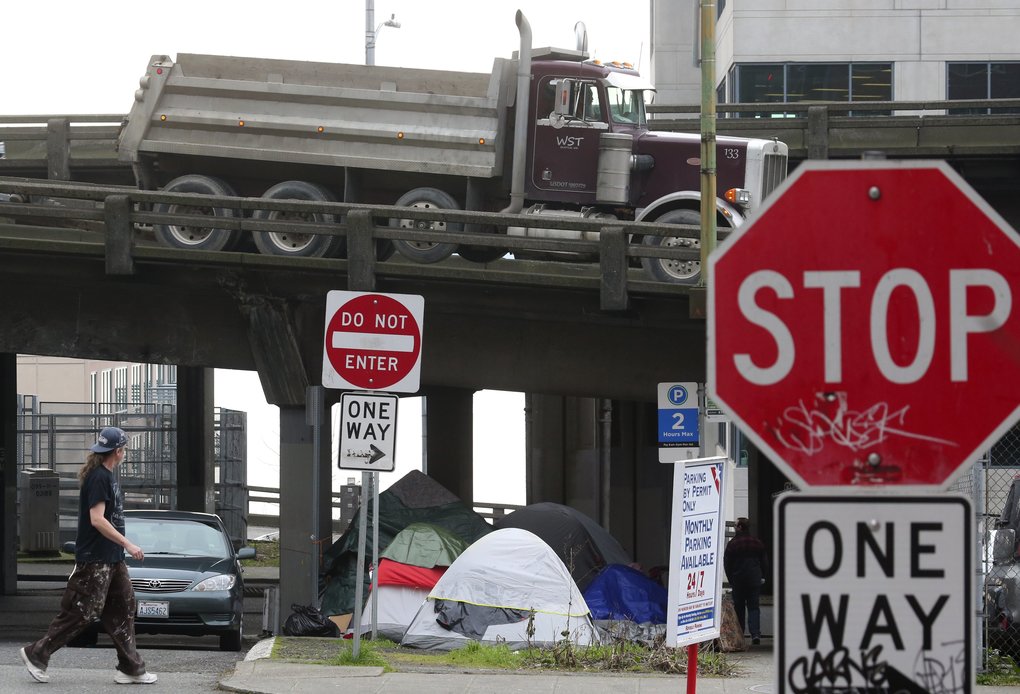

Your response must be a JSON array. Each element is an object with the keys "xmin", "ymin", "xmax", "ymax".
[{"xmin": 651, "ymin": 0, "xmax": 1020, "ymax": 109}]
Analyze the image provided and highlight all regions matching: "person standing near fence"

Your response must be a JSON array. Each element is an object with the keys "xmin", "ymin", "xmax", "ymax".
[
  {"xmin": 20, "ymin": 426, "xmax": 157, "ymax": 685},
  {"xmin": 723, "ymin": 516, "xmax": 769, "ymax": 645}
]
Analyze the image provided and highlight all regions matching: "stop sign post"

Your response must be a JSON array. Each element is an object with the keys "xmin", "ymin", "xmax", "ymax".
[
  {"xmin": 708, "ymin": 161, "xmax": 1020, "ymax": 490},
  {"xmin": 322, "ymin": 290, "xmax": 424, "ymax": 393}
]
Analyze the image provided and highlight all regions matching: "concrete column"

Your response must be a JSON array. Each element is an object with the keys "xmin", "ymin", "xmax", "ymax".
[
  {"xmin": 423, "ymin": 387, "xmax": 473, "ymax": 503},
  {"xmin": 525, "ymin": 394, "xmax": 565, "ymax": 504},
  {"xmin": 278, "ymin": 406, "xmax": 330, "ymax": 625},
  {"xmin": 0, "ymin": 354, "xmax": 16, "ymax": 595},
  {"xmin": 175, "ymin": 366, "xmax": 215, "ymax": 513}
]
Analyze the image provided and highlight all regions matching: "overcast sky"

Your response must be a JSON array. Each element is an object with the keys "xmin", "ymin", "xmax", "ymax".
[
  {"xmin": 2, "ymin": 1, "xmax": 649, "ymax": 507},
  {"xmin": 1, "ymin": 1, "xmax": 649, "ymax": 114}
]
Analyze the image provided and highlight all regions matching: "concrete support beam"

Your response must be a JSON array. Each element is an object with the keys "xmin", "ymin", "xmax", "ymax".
[
  {"xmin": 0, "ymin": 354, "xmax": 16, "ymax": 595},
  {"xmin": 104, "ymin": 195, "xmax": 135, "ymax": 276},
  {"xmin": 807, "ymin": 106, "xmax": 830, "ymax": 160},
  {"xmin": 46, "ymin": 118, "xmax": 71, "ymax": 181},
  {"xmin": 242, "ymin": 298, "xmax": 308, "ymax": 407},
  {"xmin": 278, "ymin": 405, "xmax": 330, "ymax": 628},
  {"xmin": 346, "ymin": 209, "xmax": 377, "ymax": 292},
  {"xmin": 175, "ymin": 366, "xmax": 215, "ymax": 513},
  {"xmin": 423, "ymin": 387, "xmax": 473, "ymax": 503},
  {"xmin": 599, "ymin": 227, "xmax": 629, "ymax": 311},
  {"xmin": 525, "ymin": 393, "xmax": 566, "ymax": 504}
]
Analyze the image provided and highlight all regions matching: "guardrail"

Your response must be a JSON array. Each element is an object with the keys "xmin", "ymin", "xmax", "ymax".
[{"xmin": 0, "ymin": 176, "xmax": 701, "ymax": 310}]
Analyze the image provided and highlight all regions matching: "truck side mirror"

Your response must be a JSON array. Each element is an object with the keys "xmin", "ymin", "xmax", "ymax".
[
  {"xmin": 553, "ymin": 79, "xmax": 575, "ymax": 117},
  {"xmin": 993, "ymin": 528, "xmax": 1017, "ymax": 564}
]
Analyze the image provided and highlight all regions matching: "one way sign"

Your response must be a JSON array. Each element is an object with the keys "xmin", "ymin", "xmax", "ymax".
[
  {"xmin": 338, "ymin": 392, "xmax": 397, "ymax": 471},
  {"xmin": 776, "ymin": 494, "xmax": 973, "ymax": 693}
]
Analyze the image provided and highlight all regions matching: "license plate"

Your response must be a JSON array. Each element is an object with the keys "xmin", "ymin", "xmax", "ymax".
[{"xmin": 136, "ymin": 601, "xmax": 169, "ymax": 618}]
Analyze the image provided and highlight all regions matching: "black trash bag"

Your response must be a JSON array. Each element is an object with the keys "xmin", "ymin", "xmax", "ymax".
[{"xmin": 282, "ymin": 604, "xmax": 339, "ymax": 637}]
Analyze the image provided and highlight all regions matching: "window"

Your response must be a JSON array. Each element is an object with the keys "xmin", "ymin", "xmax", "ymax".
[
  {"xmin": 605, "ymin": 86, "xmax": 646, "ymax": 125},
  {"xmin": 948, "ymin": 62, "xmax": 1020, "ymax": 114},
  {"xmin": 732, "ymin": 63, "xmax": 892, "ymax": 117}
]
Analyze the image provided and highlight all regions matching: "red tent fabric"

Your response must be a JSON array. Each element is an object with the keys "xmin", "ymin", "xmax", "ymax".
[{"xmin": 377, "ymin": 558, "xmax": 445, "ymax": 589}]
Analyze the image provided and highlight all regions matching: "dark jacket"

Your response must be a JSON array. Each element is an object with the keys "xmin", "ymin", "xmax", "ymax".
[{"xmin": 724, "ymin": 530, "xmax": 768, "ymax": 588}]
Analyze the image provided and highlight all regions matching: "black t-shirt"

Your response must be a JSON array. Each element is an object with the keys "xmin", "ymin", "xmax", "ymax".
[{"xmin": 76, "ymin": 465, "xmax": 125, "ymax": 564}]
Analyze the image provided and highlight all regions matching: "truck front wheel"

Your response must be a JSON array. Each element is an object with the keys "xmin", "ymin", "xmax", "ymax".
[
  {"xmin": 152, "ymin": 175, "xmax": 242, "ymax": 252},
  {"xmin": 390, "ymin": 188, "xmax": 461, "ymax": 264},
  {"xmin": 251, "ymin": 181, "xmax": 346, "ymax": 258},
  {"xmin": 640, "ymin": 208, "xmax": 701, "ymax": 284}
]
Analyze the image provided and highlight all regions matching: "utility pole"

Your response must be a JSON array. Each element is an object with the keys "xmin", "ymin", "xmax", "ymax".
[{"xmin": 698, "ymin": 0, "xmax": 717, "ymax": 288}]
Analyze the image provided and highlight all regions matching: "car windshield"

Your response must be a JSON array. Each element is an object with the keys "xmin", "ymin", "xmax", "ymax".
[
  {"xmin": 127, "ymin": 517, "xmax": 230, "ymax": 558},
  {"xmin": 606, "ymin": 86, "xmax": 647, "ymax": 126}
]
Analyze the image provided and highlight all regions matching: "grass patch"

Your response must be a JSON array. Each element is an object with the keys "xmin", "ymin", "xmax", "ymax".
[
  {"xmin": 242, "ymin": 540, "xmax": 280, "ymax": 568},
  {"xmin": 270, "ymin": 635, "xmax": 735, "ymax": 675},
  {"xmin": 978, "ymin": 649, "xmax": 1020, "ymax": 686}
]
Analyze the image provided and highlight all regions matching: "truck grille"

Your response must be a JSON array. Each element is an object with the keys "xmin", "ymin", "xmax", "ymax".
[
  {"xmin": 132, "ymin": 578, "xmax": 192, "ymax": 593},
  {"xmin": 761, "ymin": 152, "xmax": 788, "ymax": 201}
]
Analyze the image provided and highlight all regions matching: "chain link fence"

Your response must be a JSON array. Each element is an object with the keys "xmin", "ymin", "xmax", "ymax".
[{"xmin": 980, "ymin": 427, "xmax": 1020, "ymax": 669}]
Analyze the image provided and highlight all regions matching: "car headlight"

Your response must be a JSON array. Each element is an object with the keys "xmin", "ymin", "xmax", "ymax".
[{"xmin": 192, "ymin": 574, "xmax": 236, "ymax": 592}]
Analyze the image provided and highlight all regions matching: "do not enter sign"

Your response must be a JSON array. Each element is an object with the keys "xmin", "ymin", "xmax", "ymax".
[{"xmin": 322, "ymin": 291, "xmax": 424, "ymax": 393}]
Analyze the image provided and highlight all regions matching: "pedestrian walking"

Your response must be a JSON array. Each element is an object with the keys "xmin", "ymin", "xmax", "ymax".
[
  {"xmin": 723, "ymin": 517, "xmax": 769, "ymax": 645},
  {"xmin": 20, "ymin": 426, "xmax": 157, "ymax": 684}
]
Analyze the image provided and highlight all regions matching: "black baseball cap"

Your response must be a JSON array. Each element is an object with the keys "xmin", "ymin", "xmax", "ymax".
[{"xmin": 91, "ymin": 426, "xmax": 128, "ymax": 453}]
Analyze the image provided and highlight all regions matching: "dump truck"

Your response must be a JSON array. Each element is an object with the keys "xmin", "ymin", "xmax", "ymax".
[{"xmin": 117, "ymin": 12, "xmax": 788, "ymax": 283}]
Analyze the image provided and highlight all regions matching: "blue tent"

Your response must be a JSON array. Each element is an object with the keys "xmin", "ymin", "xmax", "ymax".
[{"xmin": 582, "ymin": 564, "xmax": 667, "ymax": 624}]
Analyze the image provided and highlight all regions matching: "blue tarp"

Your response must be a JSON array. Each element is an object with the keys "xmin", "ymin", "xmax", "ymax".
[{"xmin": 582, "ymin": 564, "xmax": 667, "ymax": 624}]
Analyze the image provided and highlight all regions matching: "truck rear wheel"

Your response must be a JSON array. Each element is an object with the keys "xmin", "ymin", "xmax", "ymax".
[
  {"xmin": 390, "ymin": 188, "xmax": 461, "ymax": 264},
  {"xmin": 251, "ymin": 181, "xmax": 346, "ymax": 258},
  {"xmin": 640, "ymin": 208, "xmax": 701, "ymax": 284},
  {"xmin": 153, "ymin": 175, "xmax": 241, "ymax": 252}
]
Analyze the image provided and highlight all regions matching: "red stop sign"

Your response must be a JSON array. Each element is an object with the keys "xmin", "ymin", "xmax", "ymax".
[
  {"xmin": 322, "ymin": 291, "xmax": 424, "ymax": 393},
  {"xmin": 709, "ymin": 161, "xmax": 1020, "ymax": 489}
]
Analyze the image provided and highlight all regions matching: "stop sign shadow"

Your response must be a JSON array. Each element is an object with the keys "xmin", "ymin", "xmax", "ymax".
[{"xmin": 708, "ymin": 160, "xmax": 1020, "ymax": 490}]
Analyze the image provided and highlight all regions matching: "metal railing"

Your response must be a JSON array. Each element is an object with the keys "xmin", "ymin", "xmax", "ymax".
[{"xmin": 0, "ymin": 176, "xmax": 700, "ymax": 309}]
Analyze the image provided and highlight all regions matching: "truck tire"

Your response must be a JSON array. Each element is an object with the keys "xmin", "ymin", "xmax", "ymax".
[
  {"xmin": 390, "ymin": 188, "xmax": 461, "ymax": 264},
  {"xmin": 640, "ymin": 208, "xmax": 701, "ymax": 284},
  {"xmin": 153, "ymin": 175, "xmax": 241, "ymax": 252},
  {"xmin": 251, "ymin": 181, "xmax": 346, "ymax": 258}
]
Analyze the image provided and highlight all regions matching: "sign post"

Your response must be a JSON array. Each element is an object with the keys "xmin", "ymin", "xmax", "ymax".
[
  {"xmin": 706, "ymin": 161, "xmax": 1018, "ymax": 692},
  {"xmin": 323, "ymin": 290, "xmax": 424, "ymax": 658}
]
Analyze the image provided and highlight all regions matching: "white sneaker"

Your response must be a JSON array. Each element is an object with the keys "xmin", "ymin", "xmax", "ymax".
[
  {"xmin": 20, "ymin": 647, "xmax": 49, "ymax": 683},
  {"xmin": 114, "ymin": 671, "xmax": 158, "ymax": 684}
]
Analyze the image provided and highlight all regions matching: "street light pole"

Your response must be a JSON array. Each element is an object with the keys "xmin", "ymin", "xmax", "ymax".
[{"xmin": 365, "ymin": 0, "xmax": 400, "ymax": 66}]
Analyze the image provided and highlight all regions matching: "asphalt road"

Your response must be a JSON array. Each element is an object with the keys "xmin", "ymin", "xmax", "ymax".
[{"xmin": 0, "ymin": 583, "xmax": 265, "ymax": 692}]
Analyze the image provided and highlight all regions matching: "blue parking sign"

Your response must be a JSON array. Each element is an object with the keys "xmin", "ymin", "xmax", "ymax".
[{"xmin": 658, "ymin": 382, "xmax": 700, "ymax": 462}]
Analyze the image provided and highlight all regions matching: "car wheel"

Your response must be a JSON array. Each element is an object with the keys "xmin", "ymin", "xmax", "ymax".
[
  {"xmin": 220, "ymin": 622, "xmax": 243, "ymax": 651},
  {"xmin": 639, "ymin": 208, "xmax": 702, "ymax": 284}
]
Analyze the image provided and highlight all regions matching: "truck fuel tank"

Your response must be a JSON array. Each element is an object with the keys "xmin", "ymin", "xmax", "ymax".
[{"xmin": 507, "ymin": 204, "xmax": 618, "ymax": 242}]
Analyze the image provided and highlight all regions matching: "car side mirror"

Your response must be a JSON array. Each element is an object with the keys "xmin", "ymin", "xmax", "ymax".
[
  {"xmin": 993, "ymin": 528, "xmax": 1016, "ymax": 565},
  {"xmin": 236, "ymin": 546, "xmax": 257, "ymax": 560}
]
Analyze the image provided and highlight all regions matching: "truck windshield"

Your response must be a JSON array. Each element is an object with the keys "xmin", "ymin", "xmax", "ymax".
[{"xmin": 606, "ymin": 87, "xmax": 647, "ymax": 126}]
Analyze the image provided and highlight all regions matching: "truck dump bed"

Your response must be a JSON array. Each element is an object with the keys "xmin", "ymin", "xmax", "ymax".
[{"xmin": 118, "ymin": 53, "xmax": 510, "ymax": 178}]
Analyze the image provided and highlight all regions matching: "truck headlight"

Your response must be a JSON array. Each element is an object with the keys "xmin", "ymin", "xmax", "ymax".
[{"xmin": 724, "ymin": 188, "xmax": 752, "ymax": 207}]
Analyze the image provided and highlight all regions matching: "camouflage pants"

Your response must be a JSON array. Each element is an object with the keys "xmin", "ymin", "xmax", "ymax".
[{"xmin": 23, "ymin": 561, "xmax": 146, "ymax": 676}]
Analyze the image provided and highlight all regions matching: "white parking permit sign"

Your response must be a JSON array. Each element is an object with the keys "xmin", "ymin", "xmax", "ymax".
[
  {"xmin": 776, "ymin": 493, "xmax": 973, "ymax": 693},
  {"xmin": 666, "ymin": 456, "xmax": 726, "ymax": 648},
  {"xmin": 338, "ymin": 392, "xmax": 398, "ymax": 471}
]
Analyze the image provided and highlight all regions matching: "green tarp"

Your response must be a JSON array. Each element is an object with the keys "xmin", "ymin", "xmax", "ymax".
[
  {"xmin": 319, "ymin": 470, "xmax": 491, "ymax": 616},
  {"xmin": 382, "ymin": 522, "xmax": 467, "ymax": 568}
]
